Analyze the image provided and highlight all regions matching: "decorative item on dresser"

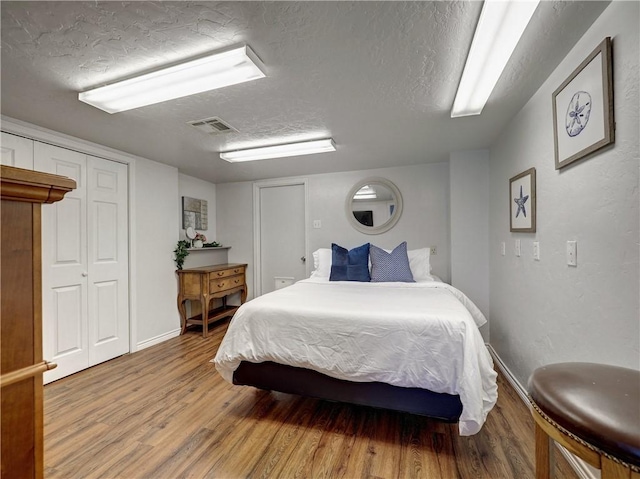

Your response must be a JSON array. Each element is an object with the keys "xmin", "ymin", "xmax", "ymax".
[
  {"xmin": 177, "ymin": 263, "xmax": 248, "ymax": 337},
  {"xmin": 174, "ymin": 240, "xmax": 191, "ymax": 270},
  {"xmin": 1, "ymin": 165, "xmax": 75, "ymax": 478}
]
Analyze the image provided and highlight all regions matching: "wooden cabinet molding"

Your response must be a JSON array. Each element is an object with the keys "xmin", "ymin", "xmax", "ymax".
[
  {"xmin": 1, "ymin": 165, "xmax": 75, "ymax": 203},
  {"xmin": 1, "ymin": 165, "xmax": 75, "ymax": 479}
]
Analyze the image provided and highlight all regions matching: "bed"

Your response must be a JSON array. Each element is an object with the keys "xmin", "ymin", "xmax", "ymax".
[{"xmin": 214, "ymin": 259, "xmax": 498, "ymax": 436}]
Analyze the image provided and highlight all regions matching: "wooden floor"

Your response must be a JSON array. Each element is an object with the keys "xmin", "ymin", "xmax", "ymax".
[{"xmin": 44, "ymin": 321, "xmax": 579, "ymax": 479}]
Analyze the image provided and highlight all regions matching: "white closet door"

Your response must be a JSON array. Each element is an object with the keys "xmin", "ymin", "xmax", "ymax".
[
  {"xmin": 1, "ymin": 132, "xmax": 34, "ymax": 169},
  {"xmin": 37, "ymin": 145, "xmax": 130, "ymax": 383},
  {"xmin": 36, "ymin": 143, "xmax": 90, "ymax": 383},
  {"xmin": 86, "ymin": 156, "xmax": 129, "ymax": 365}
]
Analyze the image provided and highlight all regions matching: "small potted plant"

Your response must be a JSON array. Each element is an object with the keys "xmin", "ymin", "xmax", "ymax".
[
  {"xmin": 173, "ymin": 240, "xmax": 190, "ymax": 270},
  {"xmin": 193, "ymin": 232, "xmax": 207, "ymax": 248}
]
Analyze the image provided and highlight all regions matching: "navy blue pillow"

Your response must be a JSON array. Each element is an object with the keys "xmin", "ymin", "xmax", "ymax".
[
  {"xmin": 370, "ymin": 242, "xmax": 415, "ymax": 282},
  {"xmin": 329, "ymin": 243, "xmax": 371, "ymax": 282}
]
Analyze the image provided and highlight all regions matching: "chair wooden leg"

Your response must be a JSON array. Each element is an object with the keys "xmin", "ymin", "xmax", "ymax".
[
  {"xmin": 601, "ymin": 456, "xmax": 632, "ymax": 479},
  {"xmin": 535, "ymin": 421, "xmax": 552, "ymax": 479}
]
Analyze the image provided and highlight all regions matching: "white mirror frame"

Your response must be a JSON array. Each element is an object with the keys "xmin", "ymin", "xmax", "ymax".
[{"xmin": 345, "ymin": 177, "xmax": 403, "ymax": 235}]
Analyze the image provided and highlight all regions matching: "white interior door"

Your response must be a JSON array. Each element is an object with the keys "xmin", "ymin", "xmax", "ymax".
[
  {"xmin": 87, "ymin": 156, "xmax": 129, "ymax": 365},
  {"xmin": 36, "ymin": 143, "xmax": 90, "ymax": 382},
  {"xmin": 1, "ymin": 132, "xmax": 34, "ymax": 169},
  {"xmin": 37, "ymin": 144, "xmax": 130, "ymax": 383},
  {"xmin": 258, "ymin": 182, "xmax": 307, "ymax": 295}
]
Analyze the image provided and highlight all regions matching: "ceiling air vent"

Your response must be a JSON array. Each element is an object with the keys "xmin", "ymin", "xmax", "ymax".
[{"xmin": 187, "ymin": 116, "xmax": 237, "ymax": 135}]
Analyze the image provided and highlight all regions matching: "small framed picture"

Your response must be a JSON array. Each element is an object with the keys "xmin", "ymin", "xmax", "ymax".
[
  {"xmin": 182, "ymin": 196, "xmax": 208, "ymax": 230},
  {"xmin": 510, "ymin": 168, "xmax": 536, "ymax": 233},
  {"xmin": 552, "ymin": 37, "xmax": 614, "ymax": 170}
]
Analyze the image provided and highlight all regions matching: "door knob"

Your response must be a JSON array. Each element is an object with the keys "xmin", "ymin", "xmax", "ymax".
[
  {"xmin": 82, "ymin": 272, "xmax": 88, "ymax": 277},
  {"xmin": 300, "ymin": 256, "xmax": 306, "ymax": 263}
]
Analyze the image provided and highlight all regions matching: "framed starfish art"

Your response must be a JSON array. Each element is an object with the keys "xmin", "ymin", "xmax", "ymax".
[
  {"xmin": 552, "ymin": 37, "xmax": 614, "ymax": 170},
  {"xmin": 510, "ymin": 168, "xmax": 536, "ymax": 233}
]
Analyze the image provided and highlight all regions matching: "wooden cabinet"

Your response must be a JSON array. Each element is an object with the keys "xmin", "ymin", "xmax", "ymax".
[
  {"xmin": 177, "ymin": 263, "xmax": 248, "ymax": 337},
  {"xmin": 1, "ymin": 165, "xmax": 75, "ymax": 478}
]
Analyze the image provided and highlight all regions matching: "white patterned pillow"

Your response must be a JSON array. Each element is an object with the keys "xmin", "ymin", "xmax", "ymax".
[
  {"xmin": 311, "ymin": 248, "xmax": 332, "ymax": 280},
  {"xmin": 370, "ymin": 242, "xmax": 415, "ymax": 282}
]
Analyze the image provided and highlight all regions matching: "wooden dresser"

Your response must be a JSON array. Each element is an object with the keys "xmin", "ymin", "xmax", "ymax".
[
  {"xmin": 1, "ymin": 165, "xmax": 75, "ymax": 478},
  {"xmin": 177, "ymin": 263, "xmax": 248, "ymax": 337}
]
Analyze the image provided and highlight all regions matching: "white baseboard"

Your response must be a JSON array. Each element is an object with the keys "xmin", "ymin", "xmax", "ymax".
[
  {"xmin": 136, "ymin": 328, "xmax": 181, "ymax": 351},
  {"xmin": 486, "ymin": 344, "xmax": 531, "ymax": 406},
  {"xmin": 486, "ymin": 344, "xmax": 599, "ymax": 479}
]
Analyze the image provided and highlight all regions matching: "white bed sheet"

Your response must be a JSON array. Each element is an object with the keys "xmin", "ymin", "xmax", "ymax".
[{"xmin": 214, "ymin": 278, "xmax": 498, "ymax": 435}]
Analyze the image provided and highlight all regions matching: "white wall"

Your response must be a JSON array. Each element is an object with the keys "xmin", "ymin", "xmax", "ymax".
[
  {"xmin": 216, "ymin": 181, "xmax": 259, "ymax": 299},
  {"xmin": 178, "ymin": 173, "xmax": 227, "ymax": 268},
  {"xmin": 134, "ymin": 158, "xmax": 181, "ymax": 345},
  {"xmin": 178, "ymin": 173, "xmax": 217, "ymax": 241},
  {"xmin": 215, "ymin": 180, "xmax": 255, "ymax": 306},
  {"xmin": 489, "ymin": 1, "xmax": 639, "ymax": 386},
  {"xmin": 216, "ymin": 162, "xmax": 451, "ymax": 300},
  {"xmin": 450, "ymin": 150, "xmax": 490, "ymax": 340},
  {"xmin": 308, "ymin": 163, "xmax": 450, "ymax": 278}
]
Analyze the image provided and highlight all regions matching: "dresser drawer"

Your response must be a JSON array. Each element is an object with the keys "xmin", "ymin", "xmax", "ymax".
[
  {"xmin": 210, "ymin": 266, "xmax": 245, "ymax": 280},
  {"xmin": 209, "ymin": 274, "xmax": 244, "ymax": 294}
]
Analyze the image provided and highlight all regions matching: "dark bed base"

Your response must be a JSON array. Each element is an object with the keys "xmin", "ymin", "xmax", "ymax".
[{"xmin": 233, "ymin": 361, "xmax": 463, "ymax": 423}]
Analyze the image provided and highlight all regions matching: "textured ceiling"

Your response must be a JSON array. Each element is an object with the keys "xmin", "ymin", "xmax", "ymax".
[{"xmin": 1, "ymin": 1, "xmax": 609, "ymax": 184}]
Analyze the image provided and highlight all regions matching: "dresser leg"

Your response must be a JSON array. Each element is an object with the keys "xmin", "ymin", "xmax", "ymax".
[
  {"xmin": 201, "ymin": 294, "xmax": 209, "ymax": 338},
  {"xmin": 241, "ymin": 285, "xmax": 247, "ymax": 304},
  {"xmin": 177, "ymin": 297, "xmax": 187, "ymax": 335}
]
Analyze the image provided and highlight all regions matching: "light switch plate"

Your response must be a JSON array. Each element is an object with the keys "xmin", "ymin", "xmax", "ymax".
[
  {"xmin": 533, "ymin": 241, "xmax": 540, "ymax": 261},
  {"xmin": 567, "ymin": 240, "xmax": 577, "ymax": 266},
  {"xmin": 500, "ymin": 242, "xmax": 506, "ymax": 256},
  {"xmin": 515, "ymin": 239, "xmax": 521, "ymax": 257}
]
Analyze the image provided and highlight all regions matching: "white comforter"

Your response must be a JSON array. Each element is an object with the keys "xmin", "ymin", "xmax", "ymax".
[{"xmin": 214, "ymin": 278, "xmax": 498, "ymax": 435}]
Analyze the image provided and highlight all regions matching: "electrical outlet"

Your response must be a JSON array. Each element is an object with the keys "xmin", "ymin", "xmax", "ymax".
[
  {"xmin": 430, "ymin": 246, "xmax": 437, "ymax": 255},
  {"xmin": 567, "ymin": 241, "xmax": 577, "ymax": 266},
  {"xmin": 500, "ymin": 242, "xmax": 506, "ymax": 256},
  {"xmin": 533, "ymin": 241, "xmax": 540, "ymax": 261},
  {"xmin": 515, "ymin": 239, "xmax": 521, "ymax": 257},
  {"xmin": 313, "ymin": 220, "xmax": 321, "ymax": 229}
]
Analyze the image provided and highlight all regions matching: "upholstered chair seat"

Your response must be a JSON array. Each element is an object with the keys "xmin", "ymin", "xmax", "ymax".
[{"xmin": 528, "ymin": 362, "xmax": 640, "ymax": 479}]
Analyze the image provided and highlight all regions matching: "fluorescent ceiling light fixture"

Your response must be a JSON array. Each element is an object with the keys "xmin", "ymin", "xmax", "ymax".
[
  {"xmin": 220, "ymin": 139, "xmax": 336, "ymax": 162},
  {"xmin": 79, "ymin": 44, "xmax": 266, "ymax": 114},
  {"xmin": 451, "ymin": 0, "xmax": 540, "ymax": 118},
  {"xmin": 354, "ymin": 193, "xmax": 377, "ymax": 200},
  {"xmin": 354, "ymin": 185, "xmax": 377, "ymax": 200}
]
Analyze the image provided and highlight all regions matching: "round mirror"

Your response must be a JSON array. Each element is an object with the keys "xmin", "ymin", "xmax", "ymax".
[{"xmin": 345, "ymin": 177, "xmax": 403, "ymax": 234}]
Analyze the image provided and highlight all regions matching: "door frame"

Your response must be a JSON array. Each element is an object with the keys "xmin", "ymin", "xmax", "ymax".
[
  {"xmin": 253, "ymin": 177, "xmax": 309, "ymax": 298},
  {"xmin": 1, "ymin": 117, "xmax": 139, "ymax": 354}
]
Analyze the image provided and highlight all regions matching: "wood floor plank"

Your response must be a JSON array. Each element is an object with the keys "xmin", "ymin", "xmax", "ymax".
[
  {"xmin": 44, "ymin": 322, "xmax": 581, "ymax": 479},
  {"xmin": 166, "ymin": 391, "xmax": 288, "ymax": 478},
  {"xmin": 339, "ymin": 407, "xmax": 379, "ymax": 479},
  {"xmin": 397, "ymin": 416, "xmax": 443, "ymax": 479},
  {"xmin": 303, "ymin": 406, "xmax": 353, "ymax": 479}
]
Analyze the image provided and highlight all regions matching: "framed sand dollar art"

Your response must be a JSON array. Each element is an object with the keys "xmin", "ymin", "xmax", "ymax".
[{"xmin": 552, "ymin": 37, "xmax": 614, "ymax": 170}]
